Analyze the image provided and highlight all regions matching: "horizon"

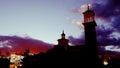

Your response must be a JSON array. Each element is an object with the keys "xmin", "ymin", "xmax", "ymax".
[{"xmin": 0, "ymin": 0, "xmax": 120, "ymax": 56}]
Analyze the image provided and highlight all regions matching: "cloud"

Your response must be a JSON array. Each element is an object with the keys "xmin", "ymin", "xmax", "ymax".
[
  {"xmin": 105, "ymin": 45, "xmax": 120, "ymax": 52},
  {"xmin": 69, "ymin": 0, "xmax": 120, "ymax": 52},
  {"xmin": 0, "ymin": 35, "xmax": 53, "ymax": 56},
  {"xmin": 68, "ymin": 34, "xmax": 85, "ymax": 45},
  {"xmin": 0, "ymin": 40, "xmax": 12, "ymax": 48},
  {"xmin": 92, "ymin": 0, "xmax": 120, "ymax": 20},
  {"xmin": 76, "ymin": 21, "xmax": 84, "ymax": 29},
  {"xmin": 92, "ymin": 0, "xmax": 120, "ymax": 47},
  {"xmin": 71, "ymin": 4, "xmax": 93, "ymax": 14}
]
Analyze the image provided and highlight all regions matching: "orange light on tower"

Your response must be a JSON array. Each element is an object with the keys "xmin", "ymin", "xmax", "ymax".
[{"xmin": 83, "ymin": 5, "xmax": 95, "ymax": 23}]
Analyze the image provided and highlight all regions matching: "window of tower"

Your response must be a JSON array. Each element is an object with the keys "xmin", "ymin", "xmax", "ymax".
[{"xmin": 90, "ymin": 17, "xmax": 93, "ymax": 22}]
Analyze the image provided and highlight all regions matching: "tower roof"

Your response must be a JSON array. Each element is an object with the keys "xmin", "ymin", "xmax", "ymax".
[
  {"xmin": 83, "ymin": 10, "xmax": 95, "ymax": 15},
  {"xmin": 83, "ymin": 5, "xmax": 95, "ymax": 15}
]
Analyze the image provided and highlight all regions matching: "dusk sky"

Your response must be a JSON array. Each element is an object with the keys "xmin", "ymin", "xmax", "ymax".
[
  {"xmin": 0, "ymin": 0, "xmax": 120, "ymax": 55},
  {"xmin": 0, "ymin": 0, "xmax": 89, "ymax": 44}
]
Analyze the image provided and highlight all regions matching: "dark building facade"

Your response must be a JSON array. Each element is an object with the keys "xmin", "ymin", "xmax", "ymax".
[{"xmin": 0, "ymin": 58, "xmax": 10, "ymax": 68}]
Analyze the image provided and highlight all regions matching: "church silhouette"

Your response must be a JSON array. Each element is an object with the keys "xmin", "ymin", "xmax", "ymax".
[
  {"xmin": 0, "ymin": 7, "xmax": 107, "ymax": 68},
  {"xmin": 20, "ymin": 7, "xmax": 100, "ymax": 68}
]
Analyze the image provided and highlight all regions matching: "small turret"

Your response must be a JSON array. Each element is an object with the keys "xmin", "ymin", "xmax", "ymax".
[{"xmin": 57, "ymin": 30, "xmax": 69, "ymax": 49}]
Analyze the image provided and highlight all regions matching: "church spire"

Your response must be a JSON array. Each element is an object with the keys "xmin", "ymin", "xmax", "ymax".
[
  {"xmin": 57, "ymin": 30, "xmax": 69, "ymax": 47},
  {"xmin": 61, "ymin": 30, "xmax": 65, "ymax": 39},
  {"xmin": 62, "ymin": 30, "xmax": 65, "ymax": 34}
]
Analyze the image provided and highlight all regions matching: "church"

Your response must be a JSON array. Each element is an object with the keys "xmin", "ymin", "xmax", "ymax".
[
  {"xmin": 45, "ymin": 7, "xmax": 99, "ymax": 68},
  {"xmin": 21, "ymin": 7, "xmax": 102, "ymax": 68}
]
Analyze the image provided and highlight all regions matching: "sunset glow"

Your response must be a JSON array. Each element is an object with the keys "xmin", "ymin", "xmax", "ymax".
[{"xmin": 0, "ymin": 0, "xmax": 119, "ymax": 56}]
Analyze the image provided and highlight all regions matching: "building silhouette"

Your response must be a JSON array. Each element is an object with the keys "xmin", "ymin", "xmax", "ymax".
[
  {"xmin": 21, "ymin": 7, "xmax": 100, "ymax": 68},
  {"xmin": 1, "ymin": 5, "xmax": 120, "ymax": 68},
  {"xmin": 0, "ymin": 57, "xmax": 10, "ymax": 68},
  {"xmin": 56, "ymin": 30, "xmax": 69, "ymax": 50},
  {"xmin": 57, "ymin": 30, "xmax": 69, "ymax": 47},
  {"xmin": 82, "ymin": 6, "xmax": 98, "ymax": 67}
]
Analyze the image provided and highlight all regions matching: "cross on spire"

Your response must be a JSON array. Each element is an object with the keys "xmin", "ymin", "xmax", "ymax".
[{"xmin": 87, "ymin": 4, "xmax": 90, "ymax": 10}]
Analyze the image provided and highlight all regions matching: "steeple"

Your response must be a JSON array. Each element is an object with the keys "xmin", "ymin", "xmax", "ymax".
[
  {"xmin": 61, "ymin": 30, "xmax": 65, "ymax": 39},
  {"xmin": 83, "ymin": 5, "xmax": 96, "ymax": 24},
  {"xmin": 57, "ymin": 30, "xmax": 69, "ymax": 48}
]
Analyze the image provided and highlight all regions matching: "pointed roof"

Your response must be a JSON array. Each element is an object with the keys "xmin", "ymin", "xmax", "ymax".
[
  {"xmin": 62, "ymin": 30, "xmax": 65, "ymax": 35},
  {"xmin": 83, "ymin": 4, "xmax": 95, "ymax": 15}
]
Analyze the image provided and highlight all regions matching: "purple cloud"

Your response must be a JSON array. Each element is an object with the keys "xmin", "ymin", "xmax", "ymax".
[
  {"xmin": 92, "ymin": 0, "xmax": 120, "ymax": 20},
  {"xmin": 69, "ymin": 34, "xmax": 85, "ymax": 45},
  {"xmin": 92, "ymin": 0, "xmax": 120, "ymax": 46},
  {"xmin": 69, "ymin": 0, "xmax": 120, "ymax": 52},
  {"xmin": 0, "ymin": 35, "xmax": 53, "ymax": 56}
]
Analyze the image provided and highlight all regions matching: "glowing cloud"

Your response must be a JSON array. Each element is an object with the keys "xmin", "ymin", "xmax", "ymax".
[
  {"xmin": 105, "ymin": 45, "xmax": 120, "ymax": 52},
  {"xmin": 80, "ymin": 4, "xmax": 92, "ymax": 13},
  {"xmin": 109, "ymin": 32, "xmax": 120, "ymax": 40},
  {"xmin": 76, "ymin": 21, "xmax": 84, "ymax": 29},
  {"xmin": 66, "ymin": 17, "xmax": 83, "ymax": 28},
  {"xmin": 0, "ymin": 40, "xmax": 12, "ymax": 49},
  {"xmin": 0, "ymin": 35, "xmax": 53, "ymax": 56}
]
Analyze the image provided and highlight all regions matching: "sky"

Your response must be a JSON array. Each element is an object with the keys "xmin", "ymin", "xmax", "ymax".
[
  {"xmin": 68, "ymin": 0, "xmax": 120, "ymax": 53},
  {"xmin": 0, "ymin": 0, "xmax": 90, "ymax": 44},
  {"xmin": 0, "ymin": 0, "xmax": 91, "ymax": 55},
  {"xmin": 0, "ymin": 0, "xmax": 120, "ymax": 55}
]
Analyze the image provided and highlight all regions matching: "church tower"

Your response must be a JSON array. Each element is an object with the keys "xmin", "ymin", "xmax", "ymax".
[
  {"xmin": 82, "ymin": 6, "xmax": 98, "ymax": 67},
  {"xmin": 57, "ymin": 30, "xmax": 69, "ymax": 49},
  {"xmin": 82, "ymin": 6, "xmax": 97, "ymax": 46}
]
